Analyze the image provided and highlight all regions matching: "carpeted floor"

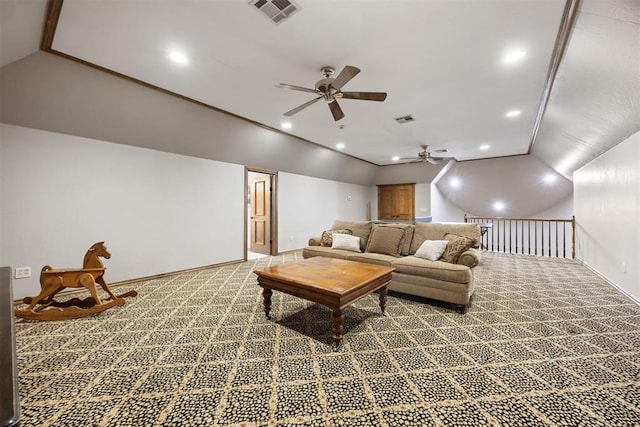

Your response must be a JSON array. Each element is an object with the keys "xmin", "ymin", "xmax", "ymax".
[{"xmin": 14, "ymin": 251, "xmax": 640, "ymax": 426}]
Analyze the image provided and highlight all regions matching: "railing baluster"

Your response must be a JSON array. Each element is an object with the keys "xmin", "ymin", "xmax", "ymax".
[
  {"xmin": 562, "ymin": 223, "xmax": 567, "ymax": 258},
  {"xmin": 504, "ymin": 219, "xmax": 507, "ymax": 253},
  {"xmin": 464, "ymin": 215, "xmax": 574, "ymax": 259}
]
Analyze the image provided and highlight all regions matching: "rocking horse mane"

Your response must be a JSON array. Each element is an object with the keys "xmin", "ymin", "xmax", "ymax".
[{"xmin": 83, "ymin": 241, "xmax": 109, "ymax": 269}]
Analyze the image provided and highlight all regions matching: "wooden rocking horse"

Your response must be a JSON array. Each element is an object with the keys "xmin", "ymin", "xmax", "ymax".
[{"xmin": 14, "ymin": 242, "xmax": 136, "ymax": 321}]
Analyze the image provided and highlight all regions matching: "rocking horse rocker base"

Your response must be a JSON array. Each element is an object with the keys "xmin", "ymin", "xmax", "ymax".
[
  {"xmin": 14, "ymin": 242, "xmax": 136, "ymax": 321},
  {"xmin": 15, "ymin": 291, "xmax": 137, "ymax": 321}
]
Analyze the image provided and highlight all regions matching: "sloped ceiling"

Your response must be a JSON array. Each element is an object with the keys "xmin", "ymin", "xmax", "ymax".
[
  {"xmin": 31, "ymin": 0, "xmax": 570, "ymax": 165},
  {"xmin": 1, "ymin": 0, "xmax": 638, "ymax": 219},
  {"xmin": 532, "ymin": 0, "xmax": 640, "ymax": 179}
]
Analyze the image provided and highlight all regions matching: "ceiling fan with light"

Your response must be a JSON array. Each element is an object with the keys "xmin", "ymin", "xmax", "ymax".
[
  {"xmin": 277, "ymin": 65, "xmax": 387, "ymax": 121},
  {"xmin": 400, "ymin": 145, "xmax": 452, "ymax": 164}
]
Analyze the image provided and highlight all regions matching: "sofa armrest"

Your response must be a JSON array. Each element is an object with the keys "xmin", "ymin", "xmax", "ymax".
[
  {"xmin": 457, "ymin": 248, "xmax": 480, "ymax": 268},
  {"xmin": 308, "ymin": 237, "xmax": 322, "ymax": 246}
]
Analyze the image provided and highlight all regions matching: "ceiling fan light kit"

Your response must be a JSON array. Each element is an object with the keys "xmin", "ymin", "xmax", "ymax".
[
  {"xmin": 278, "ymin": 65, "xmax": 387, "ymax": 121},
  {"xmin": 399, "ymin": 145, "xmax": 452, "ymax": 165}
]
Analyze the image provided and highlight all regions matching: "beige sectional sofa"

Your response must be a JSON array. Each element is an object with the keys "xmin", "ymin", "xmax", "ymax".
[{"xmin": 302, "ymin": 220, "xmax": 481, "ymax": 313}]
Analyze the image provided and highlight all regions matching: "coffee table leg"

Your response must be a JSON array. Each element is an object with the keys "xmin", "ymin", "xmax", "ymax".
[
  {"xmin": 331, "ymin": 308, "xmax": 344, "ymax": 346},
  {"xmin": 379, "ymin": 285, "xmax": 388, "ymax": 315},
  {"xmin": 262, "ymin": 288, "xmax": 272, "ymax": 319}
]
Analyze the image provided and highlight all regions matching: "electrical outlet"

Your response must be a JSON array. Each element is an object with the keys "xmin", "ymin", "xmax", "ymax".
[{"xmin": 14, "ymin": 267, "xmax": 31, "ymax": 279}]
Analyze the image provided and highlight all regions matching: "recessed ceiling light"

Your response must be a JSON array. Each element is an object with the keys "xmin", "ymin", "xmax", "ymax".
[
  {"xmin": 543, "ymin": 173, "xmax": 557, "ymax": 184},
  {"xmin": 392, "ymin": 156, "xmax": 400, "ymax": 161},
  {"xmin": 493, "ymin": 201, "xmax": 506, "ymax": 211},
  {"xmin": 506, "ymin": 110, "xmax": 521, "ymax": 118},
  {"xmin": 504, "ymin": 50, "xmax": 526, "ymax": 63},
  {"xmin": 336, "ymin": 143, "xmax": 345, "ymax": 150},
  {"xmin": 169, "ymin": 52, "xmax": 187, "ymax": 64},
  {"xmin": 450, "ymin": 177, "xmax": 461, "ymax": 188},
  {"xmin": 281, "ymin": 121, "xmax": 292, "ymax": 130},
  {"xmin": 480, "ymin": 144, "xmax": 490, "ymax": 150}
]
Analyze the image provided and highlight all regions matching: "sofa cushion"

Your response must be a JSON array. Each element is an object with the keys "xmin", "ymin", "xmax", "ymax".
[
  {"xmin": 374, "ymin": 223, "xmax": 415, "ymax": 255},
  {"xmin": 331, "ymin": 234, "xmax": 362, "ymax": 252},
  {"xmin": 414, "ymin": 240, "xmax": 449, "ymax": 261},
  {"xmin": 440, "ymin": 236, "xmax": 472, "ymax": 263},
  {"xmin": 320, "ymin": 229, "xmax": 352, "ymax": 247},
  {"xmin": 410, "ymin": 222, "xmax": 481, "ymax": 254},
  {"xmin": 345, "ymin": 252, "xmax": 396, "ymax": 266},
  {"xmin": 302, "ymin": 246, "xmax": 352, "ymax": 260},
  {"xmin": 365, "ymin": 225, "xmax": 405, "ymax": 257},
  {"xmin": 392, "ymin": 256, "xmax": 472, "ymax": 283},
  {"xmin": 331, "ymin": 220, "xmax": 372, "ymax": 251}
]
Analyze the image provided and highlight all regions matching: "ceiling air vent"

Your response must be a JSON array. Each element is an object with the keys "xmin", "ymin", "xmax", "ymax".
[
  {"xmin": 394, "ymin": 115, "xmax": 415, "ymax": 124},
  {"xmin": 250, "ymin": 0, "xmax": 300, "ymax": 24}
]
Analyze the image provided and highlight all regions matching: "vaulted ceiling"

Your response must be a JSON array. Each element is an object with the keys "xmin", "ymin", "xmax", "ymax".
[{"xmin": 1, "ymin": 0, "xmax": 638, "ymax": 184}]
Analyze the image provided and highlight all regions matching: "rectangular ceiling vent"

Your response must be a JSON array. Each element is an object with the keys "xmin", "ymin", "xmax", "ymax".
[
  {"xmin": 250, "ymin": 0, "xmax": 300, "ymax": 24},
  {"xmin": 394, "ymin": 115, "xmax": 415, "ymax": 124}
]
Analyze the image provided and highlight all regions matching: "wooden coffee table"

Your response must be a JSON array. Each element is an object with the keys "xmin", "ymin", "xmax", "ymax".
[{"xmin": 253, "ymin": 257, "xmax": 394, "ymax": 345}]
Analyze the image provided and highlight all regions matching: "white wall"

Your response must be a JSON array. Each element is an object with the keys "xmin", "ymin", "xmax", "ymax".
[
  {"xmin": 430, "ymin": 183, "xmax": 467, "ymax": 222},
  {"xmin": 415, "ymin": 183, "xmax": 431, "ymax": 218},
  {"xmin": 277, "ymin": 172, "xmax": 372, "ymax": 252},
  {"xmin": 574, "ymin": 131, "xmax": 640, "ymax": 301},
  {"xmin": 1, "ymin": 124, "xmax": 245, "ymax": 299},
  {"xmin": 1, "ymin": 125, "xmax": 382, "ymax": 299},
  {"xmin": 530, "ymin": 194, "xmax": 574, "ymax": 219}
]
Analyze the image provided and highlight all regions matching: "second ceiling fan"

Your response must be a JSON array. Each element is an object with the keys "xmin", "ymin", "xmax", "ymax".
[
  {"xmin": 278, "ymin": 65, "xmax": 387, "ymax": 121},
  {"xmin": 400, "ymin": 145, "xmax": 452, "ymax": 164}
]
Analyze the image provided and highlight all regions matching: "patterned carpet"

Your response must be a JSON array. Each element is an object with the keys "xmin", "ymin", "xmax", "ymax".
[{"xmin": 14, "ymin": 251, "xmax": 640, "ymax": 426}]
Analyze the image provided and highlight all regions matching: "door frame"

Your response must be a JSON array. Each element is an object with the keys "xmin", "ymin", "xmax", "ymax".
[{"xmin": 245, "ymin": 166, "xmax": 278, "ymax": 259}]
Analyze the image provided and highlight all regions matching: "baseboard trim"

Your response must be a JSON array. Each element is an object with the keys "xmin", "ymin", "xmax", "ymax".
[
  {"xmin": 576, "ymin": 257, "xmax": 640, "ymax": 305},
  {"xmin": 276, "ymin": 249, "xmax": 302, "ymax": 256},
  {"xmin": 13, "ymin": 258, "xmax": 245, "ymax": 305}
]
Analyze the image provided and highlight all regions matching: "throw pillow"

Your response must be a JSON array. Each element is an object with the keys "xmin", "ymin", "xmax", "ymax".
[
  {"xmin": 415, "ymin": 240, "xmax": 449, "ymax": 261},
  {"xmin": 443, "ymin": 232, "xmax": 478, "ymax": 249},
  {"xmin": 440, "ymin": 236, "xmax": 472, "ymax": 263},
  {"xmin": 375, "ymin": 223, "xmax": 415, "ymax": 255},
  {"xmin": 331, "ymin": 220, "xmax": 372, "ymax": 251},
  {"xmin": 331, "ymin": 233, "xmax": 362, "ymax": 252},
  {"xmin": 320, "ymin": 229, "xmax": 352, "ymax": 247},
  {"xmin": 365, "ymin": 225, "xmax": 406, "ymax": 257}
]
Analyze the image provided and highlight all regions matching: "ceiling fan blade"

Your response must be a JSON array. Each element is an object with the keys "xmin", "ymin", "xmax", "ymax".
[
  {"xmin": 331, "ymin": 65, "xmax": 360, "ymax": 90},
  {"xmin": 426, "ymin": 157, "xmax": 442, "ymax": 165},
  {"xmin": 277, "ymin": 83, "xmax": 319, "ymax": 94},
  {"xmin": 328, "ymin": 100, "xmax": 345, "ymax": 121},
  {"xmin": 338, "ymin": 91, "xmax": 387, "ymax": 101},
  {"xmin": 283, "ymin": 96, "xmax": 323, "ymax": 117}
]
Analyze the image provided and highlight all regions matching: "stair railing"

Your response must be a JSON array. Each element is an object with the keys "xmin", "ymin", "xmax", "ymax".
[{"xmin": 464, "ymin": 214, "xmax": 575, "ymax": 259}]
